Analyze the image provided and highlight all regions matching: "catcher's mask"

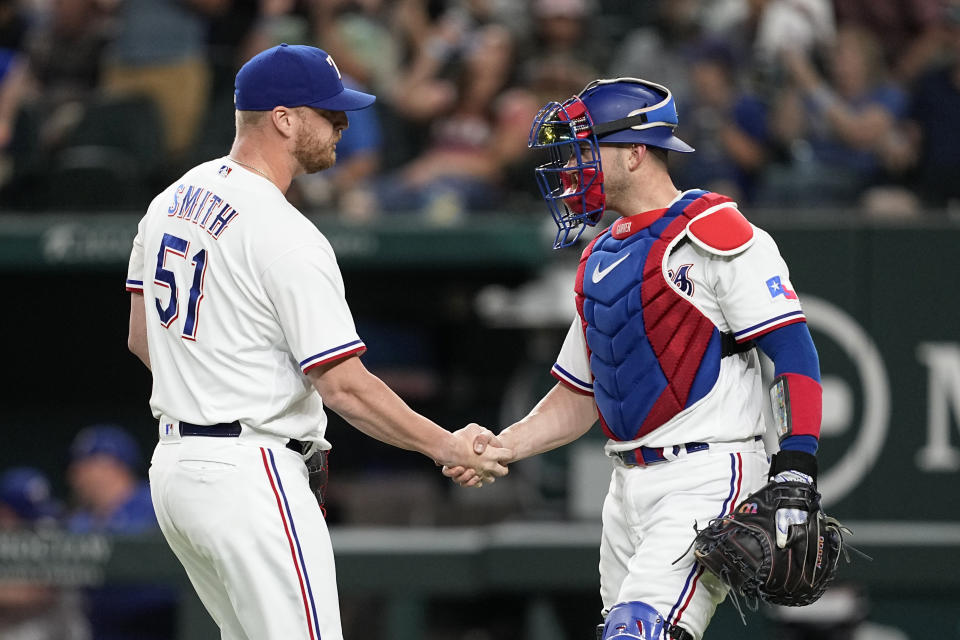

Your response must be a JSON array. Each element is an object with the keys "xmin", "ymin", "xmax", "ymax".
[{"xmin": 528, "ymin": 78, "xmax": 694, "ymax": 248}]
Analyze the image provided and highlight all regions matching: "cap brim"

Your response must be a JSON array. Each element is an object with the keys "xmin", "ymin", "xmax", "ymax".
[
  {"xmin": 309, "ymin": 87, "xmax": 376, "ymax": 111},
  {"xmin": 637, "ymin": 127, "xmax": 695, "ymax": 153},
  {"xmin": 598, "ymin": 126, "xmax": 695, "ymax": 153}
]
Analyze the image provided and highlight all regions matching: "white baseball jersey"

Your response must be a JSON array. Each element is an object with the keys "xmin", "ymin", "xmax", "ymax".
[
  {"xmin": 552, "ymin": 204, "xmax": 804, "ymax": 453},
  {"xmin": 126, "ymin": 157, "xmax": 365, "ymax": 443}
]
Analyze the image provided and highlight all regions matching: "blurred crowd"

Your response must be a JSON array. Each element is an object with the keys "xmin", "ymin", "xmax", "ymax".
[
  {"xmin": 0, "ymin": 424, "xmax": 176, "ymax": 640},
  {"xmin": 0, "ymin": 0, "xmax": 955, "ymax": 219}
]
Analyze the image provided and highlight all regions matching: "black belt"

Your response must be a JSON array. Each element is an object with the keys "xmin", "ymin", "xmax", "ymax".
[
  {"xmin": 178, "ymin": 421, "xmax": 308, "ymax": 455},
  {"xmin": 612, "ymin": 435, "xmax": 763, "ymax": 467},
  {"xmin": 612, "ymin": 442, "xmax": 710, "ymax": 467}
]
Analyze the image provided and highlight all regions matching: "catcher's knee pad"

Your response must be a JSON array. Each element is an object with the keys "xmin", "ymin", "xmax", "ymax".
[
  {"xmin": 600, "ymin": 601, "xmax": 665, "ymax": 640},
  {"xmin": 599, "ymin": 602, "xmax": 695, "ymax": 640}
]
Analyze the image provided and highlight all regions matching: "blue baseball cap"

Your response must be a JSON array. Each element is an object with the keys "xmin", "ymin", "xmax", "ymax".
[
  {"xmin": 235, "ymin": 43, "xmax": 376, "ymax": 112},
  {"xmin": 69, "ymin": 424, "xmax": 142, "ymax": 471},
  {"xmin": 0, "ymin": 467, "xmax": 60, "ymax": 522}
]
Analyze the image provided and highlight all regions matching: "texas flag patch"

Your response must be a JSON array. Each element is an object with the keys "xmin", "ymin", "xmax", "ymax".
[{"xmin": 766, "ymin": 275, "xmax": 798, "ymax": 300}]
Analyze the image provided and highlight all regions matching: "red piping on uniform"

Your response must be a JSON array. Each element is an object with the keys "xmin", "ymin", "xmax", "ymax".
[
  {"xmin": 302, "ymin": 345, "xmax": 367, "ymax": 374},
  {"xmin": 730, "ymin": 453, "xmax": 744, "ymax": 513},
  {"xmin": 550, "ymin": 370, "xmax": 595, "ymax": 396},
  {"xmin": 260, "ymin": 448, "xmax": 316, "ymax": 640},
  {"xmin": 673, "ymin": 566, "xmax": 705, "ymax": 626}
]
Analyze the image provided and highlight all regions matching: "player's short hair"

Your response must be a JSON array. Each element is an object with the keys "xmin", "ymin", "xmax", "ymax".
[
  {"xmin": 648, "ymin": 146, "xmax": 669, "ymax": 167},
  {"xmin": 604, "ymin": 142, "xmax": 669, "ymax": 168},
  {"xmin": 235, "ymin": 109, "xmax": 268, "ymax": 130}
]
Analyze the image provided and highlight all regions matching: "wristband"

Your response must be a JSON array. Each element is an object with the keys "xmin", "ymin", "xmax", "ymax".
[
  {"xmin": 769, "ymin": 373, "xmax": 822, "ymax": 441},
  {"xmin": 769, "ymin": 449, "xmax": 818, "ymax": 482}
]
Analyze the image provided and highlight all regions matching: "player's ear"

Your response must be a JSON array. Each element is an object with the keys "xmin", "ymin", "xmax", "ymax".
[
  {"xmin": 627, "ymin": 144, "xmax": 647, "ymax": 171},
  {"xmin": 271, "ymin": 106, "xmax": 295, "ymax": 139}
]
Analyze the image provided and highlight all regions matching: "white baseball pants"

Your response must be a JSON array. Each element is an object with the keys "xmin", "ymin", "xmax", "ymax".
[
  {"xmin": 599, "ymin": 438, "xmax": 768, "ymax": 639},
  {"xmin": 149, "ymin": 428, "xmax": 342, "ymax": 640}
]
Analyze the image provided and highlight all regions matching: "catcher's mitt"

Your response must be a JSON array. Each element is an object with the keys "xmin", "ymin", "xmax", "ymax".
[{"xmin": 692, "ymin": 479, "xmax": 846, "ymax": 608}]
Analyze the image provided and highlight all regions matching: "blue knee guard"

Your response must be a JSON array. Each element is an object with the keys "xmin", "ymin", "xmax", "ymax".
[{"xmin": 600, "ymin": 601, "xmax": 666, "ymax": 640}]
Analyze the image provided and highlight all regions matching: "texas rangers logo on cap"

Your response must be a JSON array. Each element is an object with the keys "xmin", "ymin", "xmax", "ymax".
[{"xmin": 326, "ymin": 54, "xmax": 341, "ymax": 79}]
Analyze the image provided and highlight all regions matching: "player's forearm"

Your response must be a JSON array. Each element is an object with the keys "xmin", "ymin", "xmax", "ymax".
[
  {"xmin": 498, "ymin": 383, "xmax": 596, "ymax": 461},
  {"xmin": 333, "ymin": 379, "xmax": 453, "ymax": 461},
  {"xmin": 310, "ymin": 358, "xmax": 453, "ymax": 462}
]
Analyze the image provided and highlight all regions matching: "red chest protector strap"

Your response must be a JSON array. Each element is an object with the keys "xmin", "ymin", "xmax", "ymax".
[{"xmin": 635, "ymin": 193, "xmax": 737, "ymax": 436}]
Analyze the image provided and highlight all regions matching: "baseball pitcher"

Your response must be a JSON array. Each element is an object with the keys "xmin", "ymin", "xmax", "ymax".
[{"xmin": 126, "ymin": 44, "xmax": 511, "ymax": 640}]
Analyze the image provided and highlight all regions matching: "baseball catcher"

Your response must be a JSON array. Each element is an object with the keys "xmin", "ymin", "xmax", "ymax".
[
  {"xmin": 447, "ymin": 76, "xmax": 852, "ymax": 639},
  {"xmin": 692, "ymin": 448, "xmax": 848, "ymax": 611}
]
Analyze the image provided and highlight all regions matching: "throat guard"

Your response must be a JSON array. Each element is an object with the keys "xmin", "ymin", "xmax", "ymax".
[{"xmin": 575, "ymin": 191, "xmax": 744, "ymax": 441}]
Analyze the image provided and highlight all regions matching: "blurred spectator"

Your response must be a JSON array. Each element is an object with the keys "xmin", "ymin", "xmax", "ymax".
[
  {"xmin": 607, "ymin": 0, "xmax": 702, "ymax": 108},
  {"xmin": 902, "ymin": 3, "xmax": 960, "ymax": 209},
  {"xmin": 835, "ymin": 0, "xmax": 946, "ymax": 86},
  {"xmin": 382, "ymin": 0, "xmax": 523, "ymax": 125},
  {"xmin": 0, "ymin": 466, "xmax": 61, "ymax": 529},
  {"xmin": 0, "ymin": 466, "xmax": 90, "ymax": 640},
  {"xmin": 241, "ymin": 0, "xmax": 312, "ymax": 57},
  {"xmin": 66, "ymin": 424, "xmax": 154, "ymax": 534},
  {"xmin": 66, "ymin": 424, "xmax": 176, "ymax": 640},
  {"xmin": 0, "ymin": 0, "xmax": 28, "ymax": 50},
  {"xmin": 0, "ymin": 0, "xmax": 33, "ymax": 180},
  {"xmin": 673, "ymin": 40, "xmax": 770, "ymax": 203},
  {"xmin": 99, "ymin": 0, "xmax": 229, "ymax": 160},
  {"xmin": 204, "ymin": 0, "xmax": 259, "ymax": 96},
  {"xmin": 0, "ymin": 0, "xmax": 110, "ymax": 191},
  {"xmin": 310, "ymin": 0, "xmax": 403, "ymax": 98},
  {"xmin": 184, "ymin": 0, "xmax": 259, "ymax": 164},
  {"xmin": 704, "ymin": 0, "xmax": 835, "ymax": 94},
  {"xmin": 0, "ymin": 0, "xmax": 29, "ymax": 88},
  {"xmin": 365, "ymin": 21, "xmax": 536, "ymax": 219},
  {"xmin": 386, "ymin": 0, "xmax": 488, "ymax": 124},
  {"xmin": 761, "ymin": 26, "xmax": 908, "ymax": 207},
  {"xmin": 518, "ymin": 0, "xmax": 600, "ymax": 107}
]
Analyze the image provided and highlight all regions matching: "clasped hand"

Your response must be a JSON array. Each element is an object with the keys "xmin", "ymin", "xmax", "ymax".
[{"xmin": 442, "ymin": 423, "xmax": 512, "ymax": 488}]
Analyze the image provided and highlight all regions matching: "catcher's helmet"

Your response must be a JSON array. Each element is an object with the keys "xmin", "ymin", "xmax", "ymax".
[{"xmin": 528, "ymin": 78, "xmax": 694, "ymax": 248}]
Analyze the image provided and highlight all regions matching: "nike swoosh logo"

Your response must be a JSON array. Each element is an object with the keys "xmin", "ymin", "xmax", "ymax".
[{"xmin": 592, "ymin": 253, "xmax": 631, "ymax": 283}]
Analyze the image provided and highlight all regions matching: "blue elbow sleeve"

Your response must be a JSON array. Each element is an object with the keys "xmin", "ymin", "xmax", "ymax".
[{"xmin": 754, "ymin": 323, "xmax": 820, "ymax": 382}]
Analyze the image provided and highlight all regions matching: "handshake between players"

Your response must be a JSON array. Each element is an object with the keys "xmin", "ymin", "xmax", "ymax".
[
  {"xmin": 440, "ymin": 423, "xmax": 514, "ymax": 486},
  {"xmin": 444, "ymin": 424, "xmax": 512, "ymax": 488}
]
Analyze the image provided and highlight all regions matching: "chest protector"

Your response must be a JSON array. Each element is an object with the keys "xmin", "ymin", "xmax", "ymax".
[{"xmin": 575, "ymin": 190, "xmax": 750, "ymax": 442}]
